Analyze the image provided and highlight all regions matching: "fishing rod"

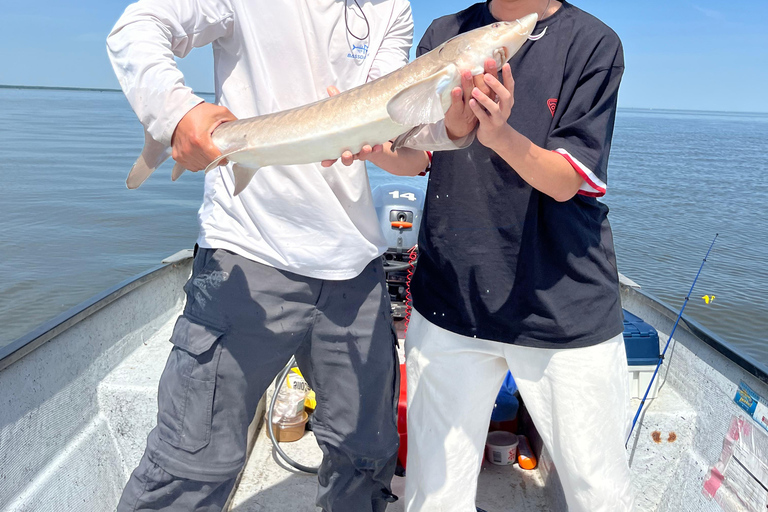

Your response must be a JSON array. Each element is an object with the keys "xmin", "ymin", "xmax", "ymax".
[{"xmin": 625, "ymin": 234, "xmax": 718, "ymax": 448}]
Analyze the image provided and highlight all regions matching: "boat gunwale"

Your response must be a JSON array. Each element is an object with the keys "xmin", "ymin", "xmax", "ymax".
[
  {"xmin": 0, "ymin": 258, "xmax": 191, "ymax": 372},
  {"xmin": 623, "ymin": 284, "xmax": 768, "ymax": 386}
]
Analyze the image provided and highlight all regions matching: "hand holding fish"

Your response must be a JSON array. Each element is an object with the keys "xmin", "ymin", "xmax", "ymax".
[
  {"xmin": 468, "ymin": 63, "xmax": 515, "ymax": 150},
  {"xmin": 171, "ymin": 103, "xmax": 237, "ymax": 171},
  {"xmin": 444, "ymin": 59, "xmax": 499, "ymax": 141},
  {"xmin": 321, "ymin": 85, "xmax": 383, "ymax": 167},
  {"xmin": 467, "ymin": 63, "xmax": 584, "ymax": 202}
]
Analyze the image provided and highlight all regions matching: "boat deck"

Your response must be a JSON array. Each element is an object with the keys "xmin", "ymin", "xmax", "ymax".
[
  {"xmin": 229, "ymin": 414, "xmax": 551, "ymax": 512},
  {"xmin": 99, "ymin": 312, "xmax": 553, "ymax": 511},
  {"xmin": 94, "ymin": 301, "xmax": 703, "ymax": 512}
]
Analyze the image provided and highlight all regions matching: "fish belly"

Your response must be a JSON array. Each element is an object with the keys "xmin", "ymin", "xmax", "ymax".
[{"xmin": 227, "ymin": 117, "xmax": 407, "ymax": 168}]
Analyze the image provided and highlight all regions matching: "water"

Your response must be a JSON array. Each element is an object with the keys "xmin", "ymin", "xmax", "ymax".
[{"xmin": 1, "ymin": 88, "xmax": 766, "ymax": 370}]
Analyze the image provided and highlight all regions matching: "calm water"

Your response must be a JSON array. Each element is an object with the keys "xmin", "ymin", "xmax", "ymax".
[{"xmin": 1, "ymin": 88, "xmax": 766, "ymax": 369}]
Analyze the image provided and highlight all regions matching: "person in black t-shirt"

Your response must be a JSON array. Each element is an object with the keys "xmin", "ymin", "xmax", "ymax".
[{"xmin": 403, "ymin": 1, "xmax": 634, "ymax": 511}]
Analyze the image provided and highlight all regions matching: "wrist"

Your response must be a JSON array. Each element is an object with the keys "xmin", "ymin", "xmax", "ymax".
[
  {"xmin": 445, "ymin": 119, "xmax": 474, "ymax": 141},
  {"xmin": 446, "ymin": 126, "xmax": 465, "ymax": 141},
  {"xmin": 486, "ymin": 124, "xmax": 517, "ymax": 153}
]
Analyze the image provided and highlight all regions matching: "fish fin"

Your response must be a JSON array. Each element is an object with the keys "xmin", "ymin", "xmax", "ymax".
[
  {"xmin": 126, "ymin": 130, "xmax": 172, "ymax": 189},
  {"xmin": 391, "ymin": 125, "xmax": 426, "ymax": 152},
  {"xmin": 232, "ymin": 163, "xmax": 260, "ymax": 196},
  {"xmin": 171, "ymin": 161, "xmax": 187, "ymax": 181},
  {"xmin": 203, "ymin": 149, "xmax": 244, "ymax": 174},
  {"xmin": 386, "ymin": 68, "xmax": 455, "ymax": 126}
]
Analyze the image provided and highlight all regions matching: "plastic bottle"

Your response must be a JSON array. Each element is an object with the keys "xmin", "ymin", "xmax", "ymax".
[{"xmin": 516, "ymin": 435, "xmax": 537, "ymax": 470}]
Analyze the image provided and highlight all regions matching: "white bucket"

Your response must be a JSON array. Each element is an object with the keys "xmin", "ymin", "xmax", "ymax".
[{"xmin": 485, "ymin": 431, "xmax": 518, "ymax": 465}]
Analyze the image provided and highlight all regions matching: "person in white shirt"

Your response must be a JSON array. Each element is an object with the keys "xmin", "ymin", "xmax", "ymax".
[{"xmin": 105, "ymin": 0, "xmax": 460, "ymax": 510}]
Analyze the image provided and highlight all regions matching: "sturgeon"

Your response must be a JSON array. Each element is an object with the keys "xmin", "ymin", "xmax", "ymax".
[{"xmin": 127, "ymin": 14, "xmax": 539, "ymax": 195}]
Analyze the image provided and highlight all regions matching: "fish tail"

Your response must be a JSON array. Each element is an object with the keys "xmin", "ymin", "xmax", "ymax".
[
  {"xmin": 171, "ymin": 161, "xmax": 187, "ymax": 181},
  {"xmin": 126, "ymin": 130, "xmax": 172, "ymax": 189}
]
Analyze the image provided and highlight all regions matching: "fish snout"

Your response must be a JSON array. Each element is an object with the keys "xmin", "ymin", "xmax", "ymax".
[
  {"xmin": 516, "ymin": 13, "xmax": 538, "ymax": 35},
  {"xmin": 495, "ymin": 13, "xmax": 538, "ymax": 66}
]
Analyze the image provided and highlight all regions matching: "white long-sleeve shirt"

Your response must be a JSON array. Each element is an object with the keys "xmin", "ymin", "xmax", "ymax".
[{"xmin": 108, "ymin": 0, "xmax": 430, "ymax": 279}]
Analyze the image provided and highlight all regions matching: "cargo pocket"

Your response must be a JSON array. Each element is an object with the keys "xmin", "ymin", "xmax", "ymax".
[{"xmin": 157, "ymin": 315, "xmax": 225, "ymax": 453}]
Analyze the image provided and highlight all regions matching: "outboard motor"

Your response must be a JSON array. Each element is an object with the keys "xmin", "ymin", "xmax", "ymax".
[{"xmin": 372, "ymin": 183, "xmax": 426, "ymax": 319}]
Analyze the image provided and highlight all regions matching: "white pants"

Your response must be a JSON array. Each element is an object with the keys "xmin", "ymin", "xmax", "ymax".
[{"xmin": 404, "ymin": 309, "xmax": 635, "ymax": 512}]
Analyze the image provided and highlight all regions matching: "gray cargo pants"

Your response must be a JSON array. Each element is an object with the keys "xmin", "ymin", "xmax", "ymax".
[{"xmin": 117, "ymin": 248, "xmax": 400, "ymax": 512}]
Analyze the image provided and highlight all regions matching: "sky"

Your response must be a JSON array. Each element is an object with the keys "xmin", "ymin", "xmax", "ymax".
[{"xmin": 0, "ymin": 0, "xmax": 766, "ymax": 112}]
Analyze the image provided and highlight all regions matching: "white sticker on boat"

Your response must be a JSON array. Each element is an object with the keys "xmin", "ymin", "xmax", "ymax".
[{"xmin": 703, "ymin": 415, "xmax": 768, "ymax": 511}]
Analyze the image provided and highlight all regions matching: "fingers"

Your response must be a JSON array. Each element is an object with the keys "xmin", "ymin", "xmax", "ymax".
[
  {"xmin": 501, "ymin": 63, "xmax": 514, "ymax": 96},
  {"xmin": 473, "ymin": 58, "xmax": 498, "ymax": 99},
  {"xmin": 322, "ymin": 144, "xmax": 381, "ymax": 167},
  {"xmin": 483, "ymin": 72, "xmax": 509, "ymax": 104},
  {"xmin": 171, "ymin": 102, "xmax": 236, "ymax": 172},
  {"xmin": 327, "ymin": 85, "xmax": 341, "ymax": 97},
  {"xmin": 461, "ymin": 70, "xmax": 474, "ymax": 104},
  {"xmin": 472, "ymin": 73, "xmax": 491, "ymax": 98},
  {"xmin": 340, "ymin": 150, "xmax": 355, "ymax": 166},
  {"xmin": 468, "ymin": 98, "xmax": 488, "ymax": 125},
  {"xmin": 451, "ymin": 87, "xmax": 463, "ymax": 110},
  {"xmin": 470, "ymin": 89, "xmax": 496, "ymax": 117},
  {"xmin": 172, "ymin": 131, "xmax": 223, "ymax": 172},
  {"xmin": 357, "ymin": 146, "xmax": 373, "ymax": 160},
  {"xmin": 484, "ymin": 58, "xmax": 498, "ymax": 75}
]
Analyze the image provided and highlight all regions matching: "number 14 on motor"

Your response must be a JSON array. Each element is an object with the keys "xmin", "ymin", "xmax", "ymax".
[{"xmin": 389, "ymin": 191, "xmax": 417, "ymax": 201}]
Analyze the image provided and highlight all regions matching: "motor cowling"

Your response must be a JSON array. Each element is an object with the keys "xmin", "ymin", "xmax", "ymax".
[
  {"xmin": 372, "ymin": 183, "xmax": 425, "ymax": 255},
  {"xmin": 372, "ymin": 183, "xmax": 426, "ymax": 319}
]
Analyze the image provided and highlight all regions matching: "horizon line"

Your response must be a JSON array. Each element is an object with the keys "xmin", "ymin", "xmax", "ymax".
[
  {"xmin": 2, "ymin": 84, "xmax": 767, "ymax": 116},
  {"xmin": 0, "ymin": 84, "xmax": 217, "ymax": 96}
]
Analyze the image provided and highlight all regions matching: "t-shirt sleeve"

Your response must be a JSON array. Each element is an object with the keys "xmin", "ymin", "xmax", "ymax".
[
  {"xmin": 416, "ymin": 22, "xmax": 436, "ymax": 57},
  {"xmin": 106, "ymin": 0, "xmax": 235, "ymax": 146},
  {"xmin": 367, "ymin": 2, "xmax": 413, "ymax": 81},
  {"xmin": 548, "ymin": 40, "xmax": 624, "ymax": 197}
]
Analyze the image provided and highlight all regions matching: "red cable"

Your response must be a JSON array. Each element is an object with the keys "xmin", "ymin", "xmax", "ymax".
[{"xmin": 403, "ymin": 245, "xmax": 418, "ymax": 334}]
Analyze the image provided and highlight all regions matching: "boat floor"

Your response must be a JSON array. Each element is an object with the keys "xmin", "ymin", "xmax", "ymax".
[
  {"xmin": 228, "ymin": 386, "xmax": 699, "ymax": 512},
  {"xmin": 99, "ymin": 308, "xmax": 706, "ymax": 512},
  {"xmin": 228, "ymin": 425, "xmax": 550, "ymax": 512},
  {"xmin": 230, "ymin": 320, "xmax": 551, "ymax": 511}
]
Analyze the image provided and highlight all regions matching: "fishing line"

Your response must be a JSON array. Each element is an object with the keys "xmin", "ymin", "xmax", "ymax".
[
  {"xmin": 344, "ymin": 0, "xmax": 370, "ymax": 41},
  {"xmin": 625, "ymin": 234, "xmax": 718, "ymax": 448}
]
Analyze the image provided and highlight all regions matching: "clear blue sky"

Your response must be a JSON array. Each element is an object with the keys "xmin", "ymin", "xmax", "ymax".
[{"xmin": 1, "ymin": 0, "xmax": 766, "ymax": 112}]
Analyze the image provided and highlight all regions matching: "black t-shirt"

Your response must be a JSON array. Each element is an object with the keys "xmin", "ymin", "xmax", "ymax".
[{"xmin": 411, "ymin": 1, "xmax": 625, "ymax": 348}]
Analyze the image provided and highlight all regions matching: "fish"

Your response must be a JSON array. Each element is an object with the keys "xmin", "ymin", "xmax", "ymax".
[{"xmin": 127, "ymin": 13, "xmax": 539, "ymax": 196}]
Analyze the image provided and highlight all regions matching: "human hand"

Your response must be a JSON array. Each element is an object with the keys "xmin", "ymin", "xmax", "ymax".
[
  {"xmin": 468, "ymin": 63, "xmax": 515, "ymax": 150},
  {"xmin": 321, "ymin": 86, "xmax": 384, "ymax": 167},
  {"xmin": 444, "ymin": 58, "xmax": 498, "ymax": 140},
  {"xmin": 171, "ymin": 102, "xmax": 237, "ymax": 171}
]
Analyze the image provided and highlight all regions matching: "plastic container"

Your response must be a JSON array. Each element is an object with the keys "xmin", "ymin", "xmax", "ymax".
[
  {"xmin": 490, "ymin": 372, "xmax": 519, "ymax": 433},
  {"xmin": 272, "ymin": 411, "xmax": 309, "ymax": 443},
  {"xmin": 622, "ymin": 310, "xmax": 662, "ymax": 399},
  {"xmin": 629, "ymin": 364, "xmax": 661, "ymax": 400},
  {"xmin": 485, "ymin": 431, "xmax": 518, "ymax": 465},
  {"xmin": 622, "ymin": 310, "xmax": 660, "ymax": 366},
  {"xmin": 272, "ymin": 385, "xmax": 307, "ymax": 424},
  {"xmin": 516, "ymin": 435, "xmax": 537, "ymax": 470}
]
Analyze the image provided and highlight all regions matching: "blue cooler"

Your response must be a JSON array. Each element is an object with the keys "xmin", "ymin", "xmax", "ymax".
[
  {"xmin": 622, "ymin": 310, "xmax": 661, "ymax": 399},
  {"xmin": 490, "ymin": 372, "xmax": 519, "ymax": 433}
]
